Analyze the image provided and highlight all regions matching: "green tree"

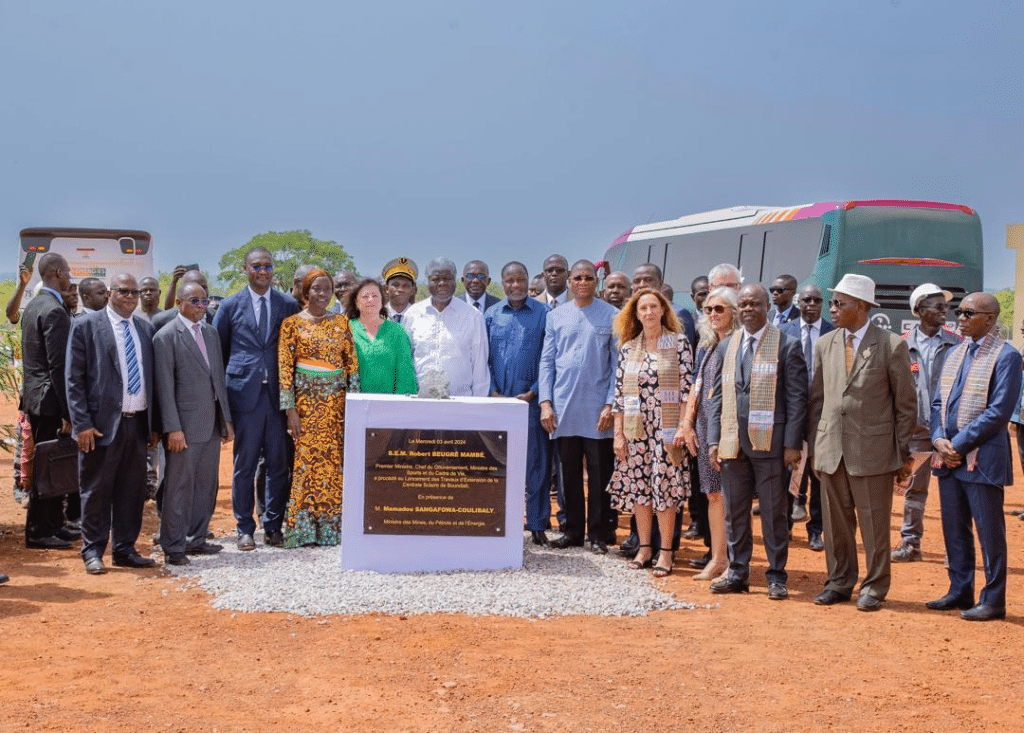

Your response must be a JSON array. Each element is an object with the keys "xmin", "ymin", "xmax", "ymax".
[
  {"xmin": 217, "ymin": 231, "xmax": 358, "ymax": 295},
  {"xmin": 994, "ymin": 288, "xmax": 1015, "ymax": 337}
]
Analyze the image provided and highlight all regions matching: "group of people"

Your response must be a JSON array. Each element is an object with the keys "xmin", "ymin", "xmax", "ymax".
[{"xmin": 3, "ymin": 247, "xmax": 1020, "ymax": 624}]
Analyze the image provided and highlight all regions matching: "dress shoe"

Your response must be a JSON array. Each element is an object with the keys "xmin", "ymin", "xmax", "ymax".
[
  {"xmin": 84, "ymin": 557, "xmax": 107, "ymax": 575},
  {"xmin": 808, "ymin": 532, "xmax": 824, "ymax": 552},
  {"xmin": 1009, "ymin": 507, "xmax": 1024, "ymax": 517},
  {"xmin": 165, "ymin": 552, "xmax": 191, "ymax": 566},
  {"xmin": 57, "ymin": 525, "xmax": 82, "ymax": 540},
  {"xmin": 112, "ymin": 551, "xmax": 156, "ymax": 569},
  {"xmin": 767, "ymin": 582, "xmax": 789, "ymax": 600},
  {"xmin": 688, "ymin": 551, "xmax": 711, "ymax": 569},
  {"xmin": 0, "ymin": 571, "xmax": 9, "ymax": 585},
  {"xmin": 856, "ymin": 594, "xmax": 883, "ymax": 612},
  {"xmin": 814, "ymin": 589, "xmax": 851, "ymax": 606},
  {"xmin": 710, "ymin": 576, "xmax": 749, "ymax": 594},
  {"xmin": 264, "ymin": 530, "xmax": 284, "ymax": 547},
  {"xmin": 791, "ymin": 503, "xmax": 808, "ymax": 522},
  {"xmin": 549, "ymin": 535, "xmax": 584, "ymax": 549},
  {"xmin": 925, "ymin": 592, "xmax": 974, "ymax": 611},
  {"xmin": 891, "ymin": 542, "xmax": 921, "ymax": 562},
  {"xmin": 237, "ymin": 534, "xmax": 256, "ymax": 551},
  {"xmin": 588, "ymin": 539, "xmax": 609, "ymax": 555},
  {"xmin": 186, "ymin": 542, "xmax": 223, "ymax": 555},
  {"xmin": 530, "ymin": 530, "xmax": 548, "ymax": 546},
  {"xmin": 26, "ymin": 535, "xmax": 73, "ymax": 550},
  {"xmin": 682, "ymin": 522, "xmax": 701, "ymax": 540},
  {"xmin": 618, "ymin": 533, "xmax": 639, "ymax": 558},
  {"xmin": 960, "ymin": 603, "xmax": 1006, "ymax": 621}
]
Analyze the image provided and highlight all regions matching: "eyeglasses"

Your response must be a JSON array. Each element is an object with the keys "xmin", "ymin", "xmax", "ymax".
[
  {"xmin": 769, "ymin": 287, "xmax": 792, "ymax": 294},
  {"xmin": 954, "ymin": 308, "xmax": 994, "ymax": 319},
  {"xmin": 463, "ymin": 273, "xmax": 488, "ymax": 281},
  {"xmin": 248, "ymin": 264, "xmax": 274, "ymax": 272},
  {"xmin": 186, "ymin": 298, "xmax": 210, "ymax": 307},
  {"xmin": 702, "ymin": 304, "xmax": 728, "ymax": 314},
  {"xmin": 800, "ymin": 296, "xmax": 823, "ymax": 304},
  {"xmin": 571, "ymin": 275, "xmax": 596, "ymax": 282},
  {"xmin": 828, "ymin": 299, "xmax": 849, "ymax": 309},
  {"xmin": 113, "ymin": 288, "xmax": 140, "ymax": 297}
]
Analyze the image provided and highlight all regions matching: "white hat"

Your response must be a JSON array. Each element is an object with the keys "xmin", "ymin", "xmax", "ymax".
[
  {"xmin": 829, "ymin": 273, "xmax": 878, "ymax": 307},
  {"xmin": 909, "ymin": 283, "xmax": 953, "ymax": 315}
]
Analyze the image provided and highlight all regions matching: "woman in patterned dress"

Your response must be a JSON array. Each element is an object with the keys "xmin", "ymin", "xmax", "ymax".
[
  {"xmin": 346, "ymin": 278, "xmax": 417, "ymax": 395},
  {"xmin": 609, "ymin": 288, "xmax": 693, "ymax": 577},
  {"xmin": 278, "ymin": 269, "xmax": 359, "ymax": 548},
  {"xmin": 680, "ymin": 286, "xmax": 739, "ymax": 580}
]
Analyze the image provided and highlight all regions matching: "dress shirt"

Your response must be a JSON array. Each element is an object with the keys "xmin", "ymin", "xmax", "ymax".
[
  {"xmin": 844, "ymin": 321, "xmax": 870, "ymax": 356},
  {"xmin": 465, "ymin": 293, "xmax": 487, "ymax": 311},
  {"xmin": 743, "ymin": 323, "xmax": 769, "ymax": 352},
  {"xmin": 39, "ymin": 286, "xmax": 64, "ymax": 305},
  {"xmin": 386, "ymin": 303, "xmax": 411, "ymax": 322},
  {"xmin": 911, "ymin": 326, "xmax": 942, "ymax": 386},
  {"xmin": 485, "ymin": 298, "xmax": 546, "ymax": 398},
  {"xmin": 247, "ymin": 286, "xmax": 273, "ymax": 328},
  {"xmin": 772, "ymin": 303, "xmax": 796, "ymax": 327},
  {"xmin": 544, "ymin": 290, "xmax": 568, "ymax": 309},
  {"xmin": 402, "ymin": 296, "xmax": 490, "ymax": 397},
  {"xmin": 538, "ymin": 298, "xmax": 619, "ymax": 440},
  {"xmin": 801, "ymin": 318, "xmax": 823, "ymax": 381},
  {"xmin": 106, "ymin": 305, "xmax": 147, "ymax": 412}
]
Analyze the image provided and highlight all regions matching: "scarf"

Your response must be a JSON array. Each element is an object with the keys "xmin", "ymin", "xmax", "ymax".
[
  {"xmin": 622, "ymin": 332, "xmax": 683, "ymax": 466},
  {"xmin": 719, "ymin": 325, "xmax": 781, "ymax": 459},
  {"xmin": 936, "ymin": 333, "xmax": 1003, "ymax": 471}
]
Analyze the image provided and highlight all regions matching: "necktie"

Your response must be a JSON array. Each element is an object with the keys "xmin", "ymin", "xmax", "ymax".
[
  {"xmin": 550, "ymin": 296, "xmax": 558, "ymax": 310},
  {"xmin": 193, "ymin": 323, "xmax": 210, "ymax": 367},
  {"xmin": 740, "ymin": 334, "xmax": 754, "ymax": 387},
  {"xmin": 845, "ymin": 333, "xmax": 856, "ymax": 374},
  {"xmin": 121, "ymin": 320, "xmax": 141, "ymax": 395},
  {"xmin": 473, "ymin": 301, "xmax": 481, "ymax": 311},
  {"xmin": 803, "ymin": 323, "xmax": 814, "ymax": 384},
  {"xmin": 258, "ymin": 296, "xmax": 268, "ymax": 343},
  {"xmin": 394, "ymin": 313, "xmax": 402, "ymax": 324}
]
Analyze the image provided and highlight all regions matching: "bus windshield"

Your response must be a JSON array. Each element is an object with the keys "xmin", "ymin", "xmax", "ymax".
[{"xmin": 841, "ymin": 206, "xmax": 981, "ymax": 267}]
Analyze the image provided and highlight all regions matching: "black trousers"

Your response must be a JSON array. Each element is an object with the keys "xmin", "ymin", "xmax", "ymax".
[
  {"xmin": 558, "ymin": 436, "xmax": 614, "ymax": 542},
  {"xmin": 26, "ymin": 414, "xmax": 66, "ymax": 540},
  {"xmin": 79, "ymin": 413, "xmax": 149, "ymax": 561}
]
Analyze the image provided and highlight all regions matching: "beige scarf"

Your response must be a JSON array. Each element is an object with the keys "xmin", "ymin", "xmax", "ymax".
[
  {"xmin": 719, "ymin": 326, "xmax": 781, "ymax": 458},
  {"xmin": 934, "ymin": 333, "xmax": 1003, "ymax": 471},
  {"xmin": 622, "ymin": 332, "xmax": 683, "ymax": 466}
]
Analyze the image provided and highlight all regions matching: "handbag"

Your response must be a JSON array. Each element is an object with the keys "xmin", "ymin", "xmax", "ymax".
[{"xmin": 33, "ymin": 435, "xmax": 80, "ymax": 499}]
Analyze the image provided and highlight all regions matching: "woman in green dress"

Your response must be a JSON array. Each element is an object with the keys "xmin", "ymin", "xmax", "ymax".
[{"xmin": 346, "ymin": 278, "xmax": 418, "ymax": 395}]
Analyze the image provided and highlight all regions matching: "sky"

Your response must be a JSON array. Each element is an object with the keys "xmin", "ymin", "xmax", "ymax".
[{"xmin": 1, "ymin": 0, "xmax": 1021, "ymax": 290}]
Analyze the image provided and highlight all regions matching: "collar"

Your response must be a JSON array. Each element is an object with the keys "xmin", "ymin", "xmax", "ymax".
[
  {"xmin": 743, "ymin": 323, "xmax": 768, "ymax": 343},
  {"xmin": 801, "ymin": 317, "xmax": 822, "ymax": 331},
  {"xmin": 105, "ymin": 304, "xmax": 132, "ymax": 325},
  {"xmin": 845, "ymin": 321, "xmax": 870, "ymax": 341},
  {"xmin": 545, "ymin": 290, "xmax": 565, "ymax": 306},
  {"xmin": 38, "ymin": 286, "xmax": 64, "ymax": 305},
  {"xmin": 177, "ymin": 312, "xmax": 203, "ymax": 331},
  {"xmin": 248, "ymin": 286, "xmax": 273, "ymax": 304}
]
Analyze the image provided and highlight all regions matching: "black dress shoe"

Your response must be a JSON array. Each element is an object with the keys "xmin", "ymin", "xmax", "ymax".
[
  {"xmin": 112, "ymin": 552, "xmax": 156, "ymax": 568},
  {"xmin": 682, "ymin": 522, "xmax": 701, "ymax": 540},
  {"xmin": 237, "ymin": 534, "xmax": 256, "ymax": 551},
  {"xmin": 165, "ymin": 552, "xmax": 191, "ymax": 566},
  {"xmin": 856, "ymin": 594, "xmax": 883, "ymax": 612},
  {"xmin": 618, "ymin": 533, "xmax": 640, "ymax": 558},
  {"xmin": 808, "ymin": 532, "xmax": 824, "ymax": 552},
  {"xmin": 530, "ymin": 530, "xmax": 548, "ymax": 546},
  {"xmin": 0, "ymin": 571, "xmax": 8, "ymax": 585},
  {"xmin": 27, "ymin": 535, "xmax": 73, "ymax": 550},
  {"xmin": 264, "ymin": 530, "xmax": 284, "ymax": 547},
  {"xmin": 186, "ymin": 542, "xmax": 223, "ymax": 555},
  {"xmin": 688, "ymin": 551, "xmax": 712, "ymax": 569},
  {"xmin": 549, "ymin": 535, "xmax": 583, "ymax": 549},
  {"xmin": 767, "ymin": 583, "xmax": 789, "ymax": 600},
  {"xmin": 588, "ymin": 539, "xmax": 608, "ymax": 555},
  {"xmin": 925, "ymin": 592, "xmax": 974, "ymax": 611},
  {"xmin": 84, "ymin": 557, "xmax": 107, "ymax": 575},
  {"xmin": 57, "ymin": 525, "xmax": 82, "ymax": 540},
  {"xmin": 710, "ymin": 577, "xmax": 749, "ymax": 594},
  {"xmin": 814, "ymin": 589, "xmax": 851, "ymax": 606},
  {"xmin": 960, "ymin": 603, "xmax": 1006, "ymax": 621}
]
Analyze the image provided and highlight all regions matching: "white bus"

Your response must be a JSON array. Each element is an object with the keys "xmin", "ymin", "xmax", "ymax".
[{"xmin": 18, "ymin": 227, "xmax": 154, "ymax": 310}]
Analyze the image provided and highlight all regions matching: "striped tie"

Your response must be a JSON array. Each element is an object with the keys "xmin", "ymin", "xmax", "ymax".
[{"xmin": 121, "ymin": 319, "xmax": 141, "ymax": 395}]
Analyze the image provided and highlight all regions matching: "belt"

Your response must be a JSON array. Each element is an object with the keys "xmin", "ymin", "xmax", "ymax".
[{"xmin": 121, "ymin": 411, "xmax": 138, "ymax": 418}]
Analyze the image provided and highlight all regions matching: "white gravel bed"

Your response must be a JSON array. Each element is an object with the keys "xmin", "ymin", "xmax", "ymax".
[{"xmin": 164, "ymin": 533, "xmax": 700, "ymax": 618}]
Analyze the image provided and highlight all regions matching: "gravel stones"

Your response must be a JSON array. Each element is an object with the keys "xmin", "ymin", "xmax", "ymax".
[{"xmin": 165, "ymin": 534, "xmax": 698, "ymax": 618}]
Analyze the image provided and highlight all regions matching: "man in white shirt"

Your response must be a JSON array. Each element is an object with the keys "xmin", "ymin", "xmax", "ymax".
[
  {"xmin": 538, "ymin": 255, "xmax": 569, "ymax": 309},
  {"xmin": 383, "ymin": 257, "xmax": 419, "ymax": 323},
  {"xmin": 462, "ymin": 260, "xmax": 499, "ymax": 312},
  {"xmin": 403, "ymin": 257, "xmax": 489, "ymax": 397}
]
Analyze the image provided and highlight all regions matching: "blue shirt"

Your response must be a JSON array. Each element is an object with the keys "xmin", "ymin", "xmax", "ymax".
[
  {"xmin": 538, "ymin": 298, "xmax": 619, "ymax": 439},
  {"xmin": 485, "ymin": 297, "xmax": 546, "ymax": 398}
]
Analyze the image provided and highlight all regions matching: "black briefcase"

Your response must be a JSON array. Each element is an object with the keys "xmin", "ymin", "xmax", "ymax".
[{"xmin": 33, "ymin": 436, "xmax": 80, "ymax": 499}]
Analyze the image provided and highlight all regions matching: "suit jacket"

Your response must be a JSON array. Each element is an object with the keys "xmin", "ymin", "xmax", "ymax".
[
  {"xmin": 930, "ymin": 341, "xmax": 1022, "ymax": 487},
  {"xmin": 212, "ymin": 287, "xmax": 299, "ymax": 414},
  {"xmin": 770, "ymin": 304, "xmax": 800, "ymax": 326},
  {"xmin": 706, "ymin": 328, "xmax": 808, "ymax": 458},
  {"xmin": 466, "ymin": 293, "xmax": 500, "ymax": 311},
  {"xmin": 21, "ymin": 289, "xmax": 71, "ymax": 419},
  {"xmin": 152, "ymin": 306, "xmax": 213, "ymax": 332},
  {"xmin": 153, "ymin": 316, "xmax": 231, "ymax": 444},
  {"xmin": 778, "ymin": 317, "xmax": 834, "ymax": 342},
  {"xmin": 809, "ymin": 322, "xmax": 917, "ymax": 476},
  {"xmin": 65, "ymin": 309, "xmax": 156, "ymax": 445},
  {"xmin": 674, "ymin": 307, "xmax": 698, "ymax": 355}
]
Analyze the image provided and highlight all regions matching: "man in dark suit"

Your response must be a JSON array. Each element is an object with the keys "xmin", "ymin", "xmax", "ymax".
[
  {"xmin": 808, "ymin": 274, "xmax": 916, "ymax": 611},
  {"xmin": 151, "ymin": 270, "xmax": 213, "ymax": 332},
  {"xmin": 66, "ymin": 274, "xmax": 158, "ymax": 574},
  {"xmin": 928, "ymin": 292, "xmax": 1021, "ymax": 621},
  {"xmin": 153, "ymin": 282, "xmax": 234, "ymax": 566},
  {"xmin": 779, "ymin": 283, "xmax": 834, "ymax": 550},
  {"xmin": 769, "ymin": 274, "xmax": 800, "ymax": 327},
  {"xmin": 213, "ymin": 247, "xmax": 300, "ymax": 550},
  {"xmin": 462, "ymin": 260, "xmax": 500, "ymax": 312},
  {"xmin": 21, "ymin": 253, "xmax": 75, "ymax": 549},
  {"xmin": 707, "ymin": 283, "xmax": 807, "ymax": 599}
]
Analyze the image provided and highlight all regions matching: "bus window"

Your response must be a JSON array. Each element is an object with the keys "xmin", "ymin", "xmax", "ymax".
[{"xmin": 818, "ymin": 224, "xmax": 832, "ymax": 257}]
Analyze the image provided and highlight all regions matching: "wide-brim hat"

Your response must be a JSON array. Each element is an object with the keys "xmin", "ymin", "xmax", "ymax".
[
  {"xmin": 382, "ymin": 256, "xmax": 418, "ymax": 284},
  {"xmin": 909, "ymin": 282, "xmax": 953, "ymax": 315},
  {"xmin": 829, "ymin": 273, "xmax": 878, "ymax": 307}
]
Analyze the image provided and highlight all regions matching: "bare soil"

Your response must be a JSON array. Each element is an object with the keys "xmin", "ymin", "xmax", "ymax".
[{"xmin": 2, "ymin": 396, "xmax": 1023, "ymax": 732}]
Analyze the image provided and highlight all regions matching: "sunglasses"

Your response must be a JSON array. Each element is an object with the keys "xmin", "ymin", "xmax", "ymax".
[
  {"xmin": 800, "ymin": 296, "xmax": 823, "ymax": 304},
  {"xmin": 702, "ymin": 304, "xmax": 728, "ymax": 314},
  {"xmin": 113, "ymin": 288, "xmax": 140, "ymax": 297},
  {"xmin": 463, "ymin": 273, "xmax": 488, "ymax": 281},
  {"xmin": 769, "ymin": 287, "xmax": 792, "ymax": 294},
  {"xmin": 954, "ymin": 308, "xmax": 994, "ymax": 319},
  {"xmin": 248, "ymin": 264, "xmax": 274, "ymax": 272},
  {"xmin": 186, "ymin": 298, "xmax": 210, "ymax": 307}
]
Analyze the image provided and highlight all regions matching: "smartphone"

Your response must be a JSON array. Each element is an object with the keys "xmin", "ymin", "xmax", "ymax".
[
  {"xmin": 23, "ymin": 251, "xmax": 36, "ymax": 268},
  {"xmin": 182, "ymin": 263, "xmax": 200, "ymax": 272}
]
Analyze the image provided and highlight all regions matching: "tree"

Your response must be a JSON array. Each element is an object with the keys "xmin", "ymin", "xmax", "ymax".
[
  {"xmin": 994, "ymin": 288, "xmax": 1015, "ymax": 337},
  {"xmin": 217, "ymin": 231, "xmax": 358, "ymax": 295}
]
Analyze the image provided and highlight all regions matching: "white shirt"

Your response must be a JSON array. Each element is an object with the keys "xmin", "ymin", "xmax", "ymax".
[
  {"xmin": 544, "ymin": 290, "xmax": 568, "ymax": 309},
  {"xmin": 465, "ymin": 293, "xmax": 487, "ymax": 311},
  {"xmin": 247, "ymin": 286, "xmax": 272, "ymax": 329},
  {"xmin": 106, "ymin": 305, "xmax": 147, "ymax": 412},
  {"xmin": 402, "ymin": 296, "xmax": 490, "ymax": 397},
  {"xmin": 743, "ymin": 323, "xmax": 769, "ymax": 353},
  {"xmin": 801, "ymin": 318, "xmax": 823, "ymax": 347},
  {"xmin": 844, "ymin": 321, "xmax": 870, "ymax": 355},
  {"xmin": 386, "ymin": 303, "xmax": 410, "ymax": 321}
]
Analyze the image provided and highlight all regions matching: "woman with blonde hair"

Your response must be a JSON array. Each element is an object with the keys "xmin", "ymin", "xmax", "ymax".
[
  {"xmin": 608, "ymin": 288, "xmax": 693, "ymax": 577},
  {"xmin": 680, "ymin": 286, "xmax": 739, "ymax": 579}
]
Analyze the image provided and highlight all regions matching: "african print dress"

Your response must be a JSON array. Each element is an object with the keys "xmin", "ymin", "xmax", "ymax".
[{"xmin": 278, "ymin": 313, "xmax": 359, "ymax": 548}]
